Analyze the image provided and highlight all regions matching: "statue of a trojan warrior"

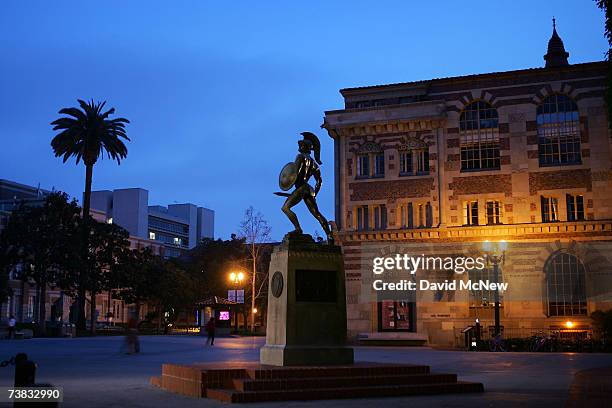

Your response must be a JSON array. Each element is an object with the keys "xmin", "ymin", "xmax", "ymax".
[{"xmin": 275, "ymin": 132, "xmax": 333, "ymax": 243}]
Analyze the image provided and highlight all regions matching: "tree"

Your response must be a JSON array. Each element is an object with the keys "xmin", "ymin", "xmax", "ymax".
[
  {"xmin": 86, "ymin": 221, "xmax": 131, "ymax": 335},
  {"xmin": 50, "ymin": 99, "xmax": 130, "ymax": 330},
  {"xmin": 239, "ymin": 206, "xmax": 271, "ymax": 333},
  {"xmin": 184, "ymin": 237, "xmax": 248, "ymax": 301},
  {"xmin": 0, "ymin": 192, "xmax": 82, "ymax": 335},
  {"xmin": 595, "ymin": 0, "xmax": 612, "ymax": 128}
]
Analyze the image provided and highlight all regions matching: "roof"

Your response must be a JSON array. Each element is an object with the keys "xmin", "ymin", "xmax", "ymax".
[
  {"xmin": 339, "ymin": 61, "xmax": 606, "ymax": 96},
  {"xmin": 196, "ymin": 296, "xmax": 236, "ymax": 306}
]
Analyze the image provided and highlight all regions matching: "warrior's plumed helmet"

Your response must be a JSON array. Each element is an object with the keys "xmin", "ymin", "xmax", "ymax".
[{"xmin": 300, "ymin": 132, "xmax": 322, "ymax": 165}]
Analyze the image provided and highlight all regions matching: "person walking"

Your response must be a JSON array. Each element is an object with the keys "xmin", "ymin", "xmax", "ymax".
[
  {"xmin": 7, "ymin": 315, "xmax": 16, "ymax": 340},
  {"xmin": 205, "ymin": 317, "xmax": 215, "ymax": 346}
]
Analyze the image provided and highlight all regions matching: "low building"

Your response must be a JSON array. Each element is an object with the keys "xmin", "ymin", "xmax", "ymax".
[
  {"xmin": 323, "ymin": 24, "xmax": 612, "ymax": 346},
  {"xmin": 90, "ymin": 188, "xmax": 214, "ymax": 258},
  {"xmin": 0, "ymin": 179, "xmax": 163, "ymax": 325}
]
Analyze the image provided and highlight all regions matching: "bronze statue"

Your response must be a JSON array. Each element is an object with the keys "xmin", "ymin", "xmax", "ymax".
[{"xmin": 275, "ymin": 132, "xmax": 333, "ymax": 243}]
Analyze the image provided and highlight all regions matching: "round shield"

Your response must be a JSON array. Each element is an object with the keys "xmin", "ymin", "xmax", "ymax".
[{"xmin": 279, "ymin": 162, "xmax": 297, "ymax": 191}]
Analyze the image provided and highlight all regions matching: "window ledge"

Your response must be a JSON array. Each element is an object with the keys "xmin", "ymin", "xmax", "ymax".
[
  {"xmin": 538, "ymin": 161, "xmax": 583, "ymax": 168},
  {"xmin": 460, "ymin": 167, "xmax": 501, "ymax": 173}
]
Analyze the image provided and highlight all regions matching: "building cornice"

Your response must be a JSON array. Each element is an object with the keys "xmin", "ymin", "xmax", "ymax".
[{"xmin": 336, "ymin": 220, "xmax": 612, "ymax": 243}]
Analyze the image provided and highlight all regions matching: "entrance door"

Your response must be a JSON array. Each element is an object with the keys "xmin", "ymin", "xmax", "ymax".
[{"xmin": 378, "ymin": 300, "xmax": 415, "ymax": 332}]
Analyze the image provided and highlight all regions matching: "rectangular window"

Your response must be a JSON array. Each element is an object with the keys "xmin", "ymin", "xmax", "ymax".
[
  {"xmin": 357, "ymin": 154, "xmax": 370, "ymax": 177},
  {"xmin": 486, "ymin": 201, "xmax": 502, "ymax": 225},
  {"xmin": 463, "ymin": 201, "xmax": 479, "ymax": 226},
  {"xmin": 460, "ymin": 131, "xmax": 500, "ymax": 171},
  {"xmin": 416, "ymin": 150, "xmax": 429, "ymax": 174},
  {"xmin": 399, "ymin": 149, "xmax": 429, "ymax": 175},
  {"xmin": 399, "ymin": 152, "xmax": 412, "ymax": 175},
  {"xmin": 374, "ymin": 153, "xmax": 385, "ymax": 177},
  {"xmin": 373, "ymin": 205, "xmax": 387, "ymax": 230},
  {"xmin": 541, "ymin": 196, "xmax": 559, "ymax": 222},
  {"xmin": 417, "ymin": 204, "xmax": 424, "ymax": 227},
  {"xmin": 357, "ymin": 206, "xmax": 369, "ymax": 231},
  {"xmin": 400, "ymin": 203, "xmax": 414, "ymax": 228},
  {"xmin": 566, "ymin": 194, "xmax": 585, "ymax": 221},
  {"xmin": 425, "ymin": 202, "xmax": 433, "ymax": 227}
]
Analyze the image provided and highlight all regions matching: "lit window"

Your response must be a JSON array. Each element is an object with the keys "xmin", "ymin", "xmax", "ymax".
[
  {"xmin": 460, "ymin": 101, "xmax": 500, "ymax": 171},
  {"xmin": 107, "ymin": 217, "xmax": 113, "ymax": 224},
  {"xmin": 149, "ymin": 231, "xmax": 156, "ymax": 240},
  {"xmin": 463, "ymin": 201, "xmax": 479, "ymax": 226},
  {"xmin": 537, "ymin": 94, "xmax": 581, "ymax": 166},
  {"xmin": 546, "ymin": 253, "xmax": 586, "ymax": 316},
  {"xmin": 399, "ymin": 203, "xmax": 413, "ymax": 228},
  {"xmin": 566, "ymin": 194, "xmax": 585, "ymax": 221},
  {"xmin": 469, "ymin": 266, "xmax": 504, "ymax": 308},
  {"xmin": 541, "ymin": 196, "xmax": 559, "ymax": 222},
  {"xmin": 173, "ymin": 237, "xmax": 181, "ymax": 245},
  {"xmin": 486, "ymin": 201, "xmax": 502, "ymax": 225}
]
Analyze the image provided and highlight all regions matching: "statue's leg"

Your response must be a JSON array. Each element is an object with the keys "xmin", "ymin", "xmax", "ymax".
[
  {"xmin": 282, "ymin": 189, "xmax": 304, "ymax": 233},
  {"xmin": 304, "ymin": 195, "xmax": 333, "ymax": 240}
]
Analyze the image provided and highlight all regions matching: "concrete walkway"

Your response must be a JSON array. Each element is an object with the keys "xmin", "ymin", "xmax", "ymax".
[{"xmin": 0, "ymin": 336, "xmax": 611, "ymax": 407}]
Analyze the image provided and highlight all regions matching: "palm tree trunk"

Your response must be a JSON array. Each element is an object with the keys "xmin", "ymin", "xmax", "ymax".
[
  {"xmin": 90, "ymin": 291, "xmax": 97, "ymax": 335},
  {"xmin": 77, "ymin": 163, "xmax": 94, "ymax": 332}
]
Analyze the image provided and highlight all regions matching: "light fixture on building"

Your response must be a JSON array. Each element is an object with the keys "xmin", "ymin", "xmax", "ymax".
[
  {"xmin": 107, "ymin": 217, "xmax": 113, "ymax": 224},
  {"xmin": 252, "ymin": 308, "xmax": 258, "ymax": 314},
  {"xmin": 149, "ymin": 231, "xmax": 156, "ymax": 240},
  {"xmin": 565, "ymin": 321, "xmax": 575, "ymax": 329}
]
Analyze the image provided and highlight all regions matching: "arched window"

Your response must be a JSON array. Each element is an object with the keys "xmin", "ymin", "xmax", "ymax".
[
  {"xmin": 546, "ymin": 252, "xmax": 586, "ymax": 316},
  {"xmin": 537, "ymin": 94, "xmax": 581, "ymax": 166},
  {"xmin": 459, "ymin": 101, "xmax": 500, "ymax": 171}
]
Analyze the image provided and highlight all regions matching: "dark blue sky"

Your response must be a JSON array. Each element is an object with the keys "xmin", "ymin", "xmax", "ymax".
[{"xmin": 0, "ymin": 1, "xmax": 607, "ymax": 240}]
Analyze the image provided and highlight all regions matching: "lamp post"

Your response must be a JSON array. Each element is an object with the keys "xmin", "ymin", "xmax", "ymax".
[
  {"xmin": 482, "ymin": 240, "xmax": 507, "ymax": 337},
  {"xmin": 228, "ymin": 271, "xmax": 245, "ymax": 333}
]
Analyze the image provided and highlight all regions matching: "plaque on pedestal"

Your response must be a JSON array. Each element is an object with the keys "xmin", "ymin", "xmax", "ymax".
[{"xmin": 260, "ymin": 233, "xmax": 354, "ymax": 366}]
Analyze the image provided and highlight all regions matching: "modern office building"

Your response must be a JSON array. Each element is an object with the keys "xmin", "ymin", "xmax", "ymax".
[
  {"xmin": 323, "ymin": 24, "xmax": 612, "ymax": 346},
  {"xmin": 90, "ymin": 188, "xmax": 214, "ymax": 258}
]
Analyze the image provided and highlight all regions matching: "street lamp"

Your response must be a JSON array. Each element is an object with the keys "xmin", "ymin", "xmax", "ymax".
[
  {"xmin": 482, "ymin": 240, "xmax": 507, "ymax": 337},
  {"xmin": 228, "ymin": 271, "xmax": 245, "ymax": 333}
]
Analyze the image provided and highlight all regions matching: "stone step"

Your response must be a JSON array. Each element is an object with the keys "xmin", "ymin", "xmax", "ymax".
[
  {"xmin": 234, "ymin": 373, "xmax": 458, "ymax": 391},
  {"xmin": 206, "ymin": 381, "xmax": 485, "ymax": 403},
  {"xmin": 246, "ymin": 363, "xmax": 430, "ymax": 380}
]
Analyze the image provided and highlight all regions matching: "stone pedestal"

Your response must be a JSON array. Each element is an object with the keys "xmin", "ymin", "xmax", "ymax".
[{"xmin": 260, "ymin": 234, "xmax": 354, "ymax": 366}]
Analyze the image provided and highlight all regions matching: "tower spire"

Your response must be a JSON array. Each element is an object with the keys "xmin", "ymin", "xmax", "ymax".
[{"xmin": 544, "ymin": 17, "xmax": 569, "ymax": 68}]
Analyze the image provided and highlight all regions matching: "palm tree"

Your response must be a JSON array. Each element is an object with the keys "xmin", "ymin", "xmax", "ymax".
[{"xmin": 51, "ymin": 99, "xmax": 130, "ymax": 332}]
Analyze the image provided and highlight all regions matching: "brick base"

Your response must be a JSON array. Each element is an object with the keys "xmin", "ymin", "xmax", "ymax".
[{"xmin": 151, "ymin": 361, "xmax": 484, "ymax": 403}]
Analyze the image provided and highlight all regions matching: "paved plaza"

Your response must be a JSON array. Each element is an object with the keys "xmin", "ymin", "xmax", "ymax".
[{"xmin": 0, "ymin": 335, "xmax": 611, "ymax": 407}]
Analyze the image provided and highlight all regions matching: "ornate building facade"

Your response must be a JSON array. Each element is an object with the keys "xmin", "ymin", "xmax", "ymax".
[{"xmin": 323, "ymin": 25, "xmax": 612, "ymax": 346}]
